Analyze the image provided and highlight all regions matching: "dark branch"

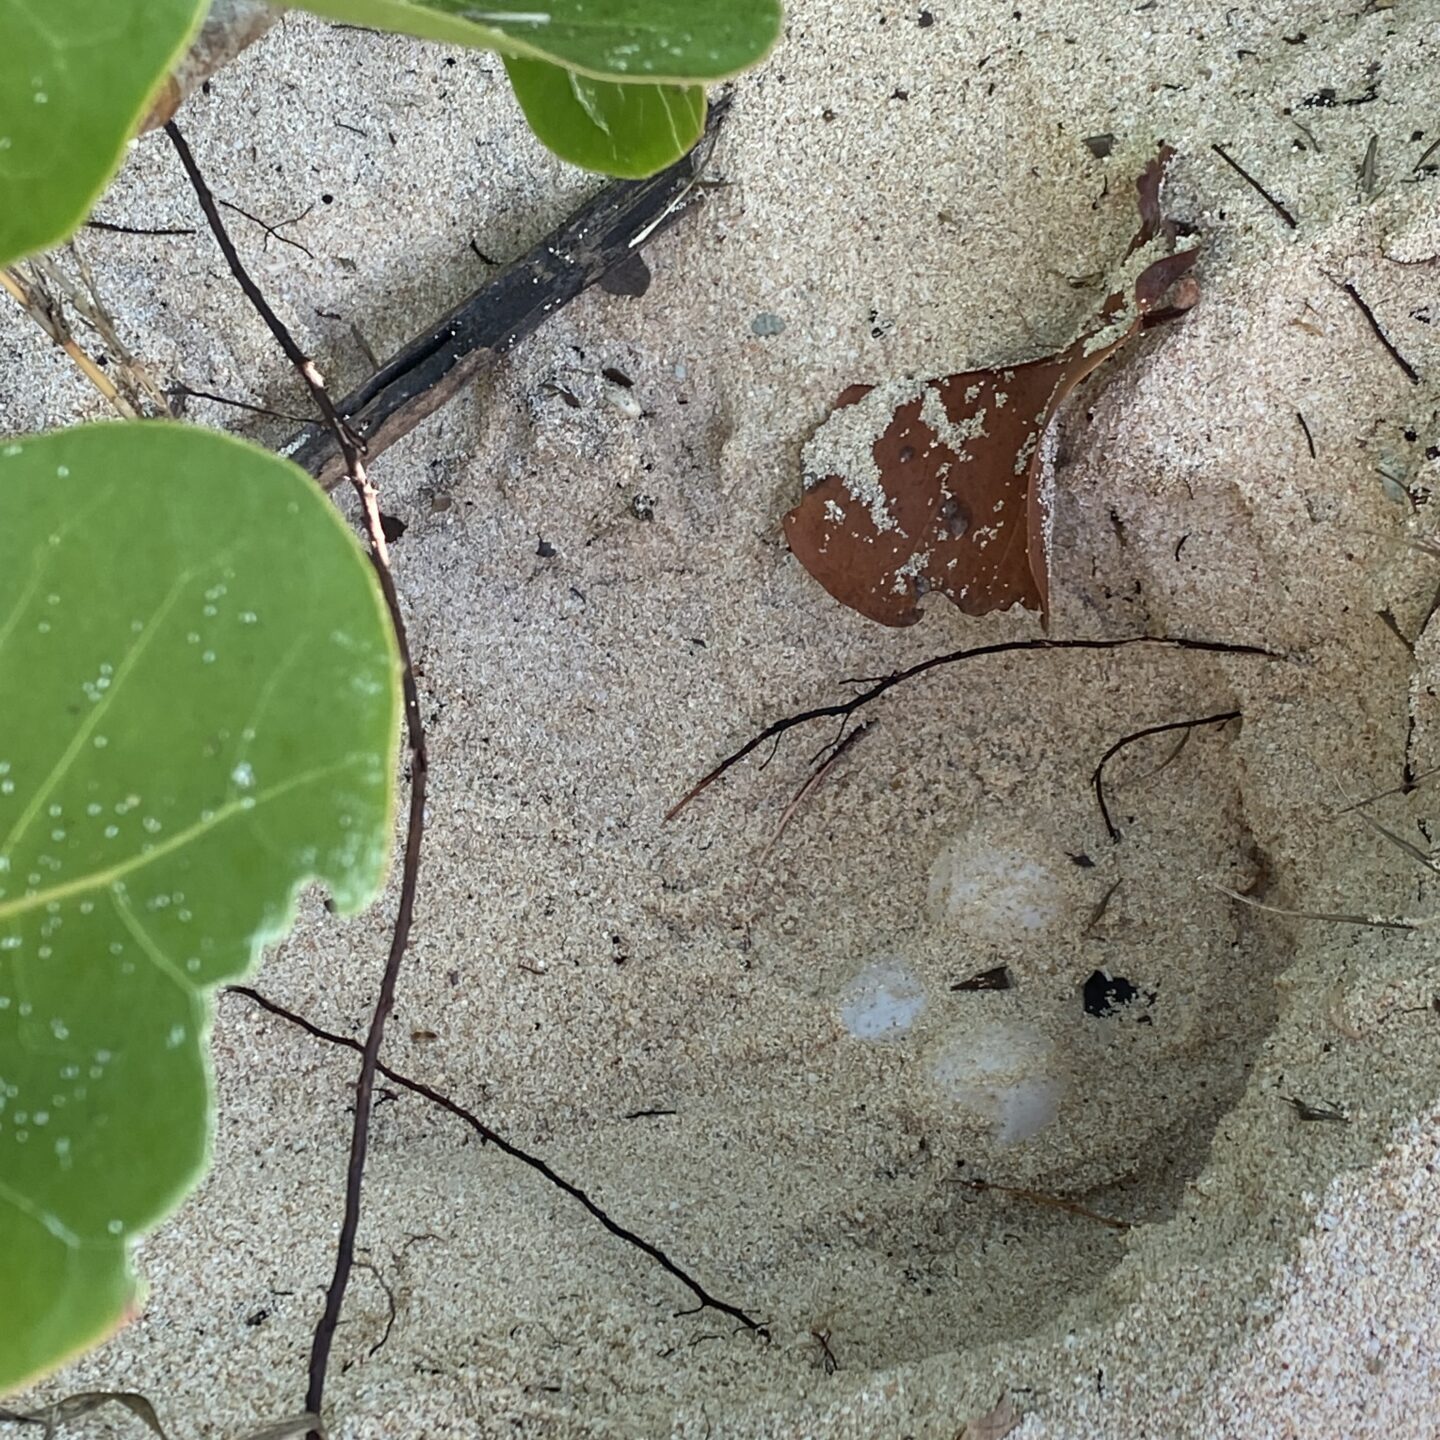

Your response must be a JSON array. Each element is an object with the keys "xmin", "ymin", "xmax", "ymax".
[
  {"xmin": 165, "ymin": 124, "xmax": 355, "ymax": 447},
  {"xmin": 668, "ymin": 637, "xmax": 1277, "ymax": 821},
  {"xmin": 1093, "ymin": 710, "xmax": 1241, "ymax": 842},
  {"xmin": 167, "ymin": 119, "xmax": 431, "ymax": 1437},
  {"xmin": 280, "ymin": 98, "xmax": 730, "ymax": 489},
  {"xmin": 227, "ymin": 987, "xmax": 766, "ymax": 1334}
]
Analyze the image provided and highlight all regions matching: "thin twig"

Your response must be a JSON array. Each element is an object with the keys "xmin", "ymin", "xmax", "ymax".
[
  {"xmin": 0, "ymin": 1391, "xmax": 168, "ymax": 1436},
  {"xmin": 1084, "ymin": 877, "xmax": 1123, "ymax": 935},
  {"xmin": 25, "ymin": 247, "xmax": 175, "ymax": 415},
  {"xmin": 86, "ymin": 218, "xmax": 197, "ymax": 237},
  {"xmin": 668, "ymin": 640, "xmax": 1276, "ymax": 821},
  {"xmin": 166, "ymin": 125, "xmax": 354, "ymax": 448},
  {"xmin": 1350, "ymin": 809, "xmax": 1440, "ymax": 876},
  {"xmin": 227, "ymin": 987, "xmax": 765, "ymax": 1333},
  {"xmin": 1211, "ymin": 143, "xmax": 1298, "ymax": 228},
  {"xmin": 1092, "ymin": 710, "xmax": 1241, "ymax": 842},
  {"xmin": 170, "ymin": 381, "xmax": 313, "ymax": 424},
  {"xmin": 1296, "ymin": 409, "xmax": 1316, "ymax": 459},
  {"xmin": 1286, "ymin": 1095, "xmax": 1348, "ymax": 1124},
  {"xmin": 167, "ymin": 119, "xmax": 429, "ymax": 1436},
  {"xmin": 750, "ymin": 724, "xmax": 870, "ymax": 882},
  {"xmin": 219, "ymin": 198, "xmax": 317, "ymax": 259},
  {"xmin": 350, "ymin": 1257, "xmax": 397, "ymax": 1359},
  {"xmin": 1209, "ymin": 880, "xmax": 1420, "ymax": 931},
  {"xmin": 1376, "ymin": 608, "xmax": 1415, "ymax": 657},
  {"xmin": 956, "ymin": 1177, "xmax": 1131, "ymax": 1231},
  {"xmin": 0, "ymin": 266, "xmax": 135, "ymax": 417},
  {"xmin": 1341, "ymin": 280, "xmax": 1421, "ymax": 383},
  {"xmin": 1334, "ymin": 764, "xmax": 1440, "ymax": 813}
]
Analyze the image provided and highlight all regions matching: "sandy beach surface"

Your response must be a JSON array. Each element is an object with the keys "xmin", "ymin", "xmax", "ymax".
[{"xmin": 3, "ymin": 1, "xmax": 1439, "ymax": 1435}]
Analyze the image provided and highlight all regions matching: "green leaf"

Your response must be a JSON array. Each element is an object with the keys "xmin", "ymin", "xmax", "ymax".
[
  {"xmin": 0, "ymin": 423, "xmax": 400, "ymax": 1393},
  {"xmin": 0, "ymin": 0, "xmax": 207, "ymax": 266},
  {"xmin": 291, "ymin": 0, "xmax": 783, "ymax": 83},
  {"xmin": 504, "ymin": 58, "xmax": 703, "ymax": 177}
]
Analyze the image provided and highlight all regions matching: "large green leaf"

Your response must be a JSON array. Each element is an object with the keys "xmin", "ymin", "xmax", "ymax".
[
  {"xmin": 504, "ymin": 57, "xmax": 703, "ymax": 177},
  {"xmin": 292, "ymin": 0, "xmax": 783, "ymax": 83},
  {"xmin": 0, "ymin": 423, "xmax": 401, "ymax": 1393},
  {"xmin": 0, "ymin": 0, "xmax": 206, "ymax": 266}
]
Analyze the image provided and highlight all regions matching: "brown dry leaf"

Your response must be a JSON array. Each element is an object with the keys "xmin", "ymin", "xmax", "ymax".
[
  {"xmin": 785, "ymin": 147, "xmax": 1199, "ymax": 627},
  {"xmin": 956, "ymin": 1389, "xmax": 1022, "ymax": 1440}
]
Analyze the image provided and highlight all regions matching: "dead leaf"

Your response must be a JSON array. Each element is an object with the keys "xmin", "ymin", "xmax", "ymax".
[
  {"xmin": 0, "ymin": 1391, "xmax": 168, "ymax": 1438},
  {"xmin": 956, "ymin": 1389, "xmax": 1022, "ymax": 1440},
  {"xmin": 238, "ymin": 1414, "xmax": 328, "ymax": 1440},
  {"xmin": 785, "ymin": 147, "xmax": 1199, "ymax": 627}
]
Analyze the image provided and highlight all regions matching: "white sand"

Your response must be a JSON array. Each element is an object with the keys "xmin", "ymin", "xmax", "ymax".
[{"xmin": 3, "ymin": 2, "xmax": 1439, "ymax": 1435}]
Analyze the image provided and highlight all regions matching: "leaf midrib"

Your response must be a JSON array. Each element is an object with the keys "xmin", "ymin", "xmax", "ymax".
[{"xmin": 0, "ymin": 759, "xmax": 362, "ymax": 924}]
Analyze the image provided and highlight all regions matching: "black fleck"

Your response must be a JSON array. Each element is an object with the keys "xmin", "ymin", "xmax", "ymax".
[{"xmin": 1082, "ymin": 970, "xmax": 1141, "ymax": 1017}]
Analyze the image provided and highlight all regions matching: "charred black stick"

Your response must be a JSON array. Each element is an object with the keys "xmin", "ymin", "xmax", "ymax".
[{"xmin": 282, "ymin": 101, "xmax": 729, "ymax": 489}]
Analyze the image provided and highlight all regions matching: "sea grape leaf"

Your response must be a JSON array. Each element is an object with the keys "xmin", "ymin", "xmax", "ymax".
[
  {"xmin": 0, "ymin": 0, "xmax": 206, "ymax": 266},
  {"xmin": 291, "ymin": 0, "xmax": 783, "ymax": 83},
  {"xmin": 504, "ymin": 57, "xmax": 704, "ymax": 177},
  {"xmin": 785, "ymin": 148, "xmax": 1200, "ymax": 628},
  {"xmin": 0, "ymin": 423, "xmax": 400, "ymax": 1393}
]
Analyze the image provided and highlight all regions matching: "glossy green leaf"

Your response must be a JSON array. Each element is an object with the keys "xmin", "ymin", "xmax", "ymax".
[
  {"xmin": 292, "ymin": 0, "xmax": 782, "ymax": 83},
  {"xmin": 0, "ymin": 0, "xmax": 206, "ymax": 266},
  {"xmin": 504, "ymin": 58, "xmax": 703, "ymax": 177},
  {"xmin": 0, "ymin": 423, "xmax": 400, "ymax": 1393}
]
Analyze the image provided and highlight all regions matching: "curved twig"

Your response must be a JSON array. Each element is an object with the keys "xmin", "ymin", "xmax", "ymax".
[
  {"xmin": 1092, "ymin": 710, "xmax": 1241, "ymax": 842},
  {"xmin": 668, "ymin": 637, "xmax": 1278, "ymax": 821},
  {"xmin": 227, "ymin": 987, "xmax": 767, "ymax": 1334}
]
